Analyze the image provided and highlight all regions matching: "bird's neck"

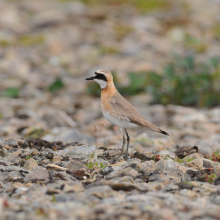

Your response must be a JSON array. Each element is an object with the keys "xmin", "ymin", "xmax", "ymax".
[
  {"xmin": 102, "ymin": 81, "xmax": 115, "ymax": 91},
  {"xmin": 101, "ymin": 82, "xmax": 117, "ymax": 100}
]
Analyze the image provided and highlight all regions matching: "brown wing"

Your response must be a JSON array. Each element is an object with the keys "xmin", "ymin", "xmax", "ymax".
[{"xmin": 110, "ymin": 91, "xmax": 169, "ymax": 135}]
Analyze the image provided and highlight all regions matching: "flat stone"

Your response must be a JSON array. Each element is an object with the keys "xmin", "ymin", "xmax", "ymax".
[
  {"xmin": 63, "ymin": 145, "xmax": 96, "ymax": 159},
  {"xmin": 0, "ymin": 149, "xmax": 8, "ymax": 157},
  {"xmin": 183, "ymin": 153, "xmax": 204, "ymax": 162},
  {"xmin": 63, "ymin": 182, "xmax": 85, "ymax": 193},
  {"xmin": 106, "ymin": 167, "xmax": 139, "ymax": 180},
  {"xmin": 46, "ymin": 164, "xmax": 67, "ymax": 171},
  {"xmin": 149, "ymin": 174, "xmax": 181, "ymax": 185},
  {"xmin": 52, "ymin": 155, "xmax": 63, "ymax": 163},
  {"xmin": 24, "ymin": 167, "xmax": 49, "ymax": 182},
  {"xmin": 186, "ymin": 158, "xmax": 203, "ymax": 169},
  {"xmin": 64, "ymin": 160, "xmax": 87, "ymax": 171},
  {"xmin": 122, "ymin": 160, "xmax": 156, "ymax": 175},
  {"xmin": 84, "ymin": 185, "xmax": 116, "ymax": 199}
]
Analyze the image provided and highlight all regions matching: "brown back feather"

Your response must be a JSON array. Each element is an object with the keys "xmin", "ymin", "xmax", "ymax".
[{"xmin": 110, "ymin": 90, "xmax": 162, "ymax": 132}]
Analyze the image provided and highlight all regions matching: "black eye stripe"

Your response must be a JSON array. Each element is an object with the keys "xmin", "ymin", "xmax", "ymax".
[{"xmin": 95, "ymin": 74, "xmax": 107, "ymax": 81}]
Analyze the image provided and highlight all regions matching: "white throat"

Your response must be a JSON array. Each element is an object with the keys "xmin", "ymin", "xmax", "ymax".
[{"xmin": 94, "ymin": 79, "xmax": 107, "ymax": 89}]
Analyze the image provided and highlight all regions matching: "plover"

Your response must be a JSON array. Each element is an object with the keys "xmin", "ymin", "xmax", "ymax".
[{"xmin": 86, "ymin": 69, "xmax": 169, "ymax": 160}]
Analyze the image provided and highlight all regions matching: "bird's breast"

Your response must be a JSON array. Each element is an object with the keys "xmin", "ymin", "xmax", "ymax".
[{"xmin": 101, "ymin": 87, "xmax": 116, "ymax": 114}]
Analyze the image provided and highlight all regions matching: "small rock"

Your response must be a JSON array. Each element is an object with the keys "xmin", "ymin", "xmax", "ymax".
[
  {"xmin": 101, "ymin": 166, "xmax": 114, "ymax": 175},
  {"xmin": 84, "ymin": 185, "xmax": 116, "ymax": 199},
  {"xmin": 183, "ymin": 153, "xmax": 204, "ymax": 162},
  {"xmin": 166, "ymin": 184, "xmax": 179, "ymax": 191},
  {"xmin": 213, "ymin": 163, "xmax": 220, "ymax": 175},
  {"xmin": 112, "ymin": 161, "xmax": 126, "ymax": 167},
  {"xmin": 122, "ymin": 160, "xmax": 155, "ymax": 175},
  {"xmin": 132, "ymin": 151, "xmax": 154, "ymax": 161},
  {"xmin": 146, "ymin": 182, "xmax": 166, "ymax": 190},
  {"xmin": 52, "ymin": 155, "xmax": 62, "ymax": 163},
  {"xmin": 23, "ymin": 158, "xmax": 38, "ymax": 171},
  {"xmin": 5, "ymin": 171, "xmax": 23, "ymax": 182},
  {"xmin": 24, "ymin": 167, "xmax": 49, "ymax": 182},
  {"xmin": 149, "ymin": 174, "xmax": 181, "ymax": 185},
  {"xmin": 202, "ymin": 158, "xmax": 216, "ymax": 168},
  {"xmin": 56, "ymin": 129, "xmax": 94, "ymax": 144},
  {"xmin": 0, "ymin": 149, "xmax": 8, "ymax": 157},
  {"xmin": 64, "ymin": 160, "xmax": 87, "ymax": 171},
  {"xmin": 63, "ymin": 182, "xmax": 85, "ymax": 193},
  {"xmin": 106, "ymin": 167, "xmax": 139, "ymax": 180},
  {"xmin": 46, "ymin": 164, "xmax": 67, "ymax": 171},
  {"xmin": 2, "ymin": 138, "xmax": 23, "ymax": 147},
  {"xmin": 186, "ymin": 158, "xmax": 203, "ymax": 169},
  {"xmin": 63, "ymin": 145, "xmax": 96, "ymax": 159},
  {"xmin": 175, "ymin": 146, "xmax": 198, "ymax": 158}
]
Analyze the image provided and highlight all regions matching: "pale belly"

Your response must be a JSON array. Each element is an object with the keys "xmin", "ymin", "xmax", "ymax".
[{"xmin": 102, "ymin": 111, "xmax": 140, "ymax": 130}]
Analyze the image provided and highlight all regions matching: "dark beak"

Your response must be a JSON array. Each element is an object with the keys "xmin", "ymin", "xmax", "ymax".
[{"xmin": 85, "ymin": 76, "xmax": 95, "ymax": 80}]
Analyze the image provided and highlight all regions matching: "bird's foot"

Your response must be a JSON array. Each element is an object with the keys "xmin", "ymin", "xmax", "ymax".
[
  {"xmin": 114, "ymin": 154, "xmax": 130, "ymax": 162},
  {"xmin": 123, "ymin": 154, "xmax": 130, "ymax": 161}
]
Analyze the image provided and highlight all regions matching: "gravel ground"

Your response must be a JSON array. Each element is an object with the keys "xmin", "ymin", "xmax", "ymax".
[{"xmin": 0, "ymin": 0, "xmax": 220, "ymax": 219}]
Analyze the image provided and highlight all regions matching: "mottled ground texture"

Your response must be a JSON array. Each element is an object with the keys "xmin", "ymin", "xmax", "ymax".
[{"xmin": 0, "ymin": 0, "xmax": 220, "ymax": 220}]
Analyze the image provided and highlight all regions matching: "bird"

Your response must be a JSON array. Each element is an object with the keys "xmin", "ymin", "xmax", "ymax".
[{"xmin": 86, "ymin": 69, "xmax": 169, "ymax": 160}]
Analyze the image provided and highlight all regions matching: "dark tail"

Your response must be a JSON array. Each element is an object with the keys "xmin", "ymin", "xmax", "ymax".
[{"xmin": 159, "ymin": 129, "xmax": 169, "ymax": 136}]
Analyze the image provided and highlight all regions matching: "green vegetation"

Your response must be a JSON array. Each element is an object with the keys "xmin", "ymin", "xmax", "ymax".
[
  {"xmin": 48, "ymin": 78, "xmax": 65, "ymax": 92},
  {"xmin": 201, "ymin": 173, "xmax": 217, "ymax": 183},
  {"xmin": 17, "ymin": 35, "xmax": 45, "ymax": 46},
  {"xmin": 99, "ymin": 46, "xmax": 120, "ymax": 55},
  {"xmin": 87, "ymin": 56, "xmax": 220, "ymax": 107},
  {"xmin": 114, "ymin": 23, "xmax": 134, "ymax": 40},
  {"xmin": 174, "ymin": 157, "xmax": 184, "ymax": 163},
  {"xmin": 135, "ymin": 138, "xmax": 154, "ymax": 144},
  {"xmin": 184, "ymin": 36, "xmax": 207, "ymax": 53},
  {"xmin": 59, "ymin": 0, "xmax": 171, "ymax": 13},
  {"xmin": 0, "ymin": 35, "xmax": 45, "ymax": 47},
  {"xmin": 186, "ymin": 157, "xmax": 194, "ymax": 162},
  {"xmin": 25, "ymin": 155, "xmax": 32, "ymax": 160},
  {"xmin": 1, "ymin": 87, "xmax": 19, "ymax": 98},
  {"xmin": 211, "ymin": 150, "xmax": 220, "ymax": 162},
  {"xmin": 51, "ymin": 194, "xmax": 57, "ymax": 202},
  {"xmin": 24, "ymin": 128, "xmax": 47, "ymax": 139},
  {"xmin": 85, "ymin": 162, "xmax": 106, "ymax": 169}
]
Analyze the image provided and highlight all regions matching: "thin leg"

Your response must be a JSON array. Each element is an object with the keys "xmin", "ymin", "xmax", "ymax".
[
  {"xmin": 125, "ymin": 129, "xmax": 130, "ymax": 160},
  {"xmin": 117, "ymin": 128, "xmax": 126, "ymax": 160}
]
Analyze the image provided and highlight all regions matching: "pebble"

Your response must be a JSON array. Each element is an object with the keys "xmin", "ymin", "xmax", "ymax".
[
  {"xmin": 64, "ymin": 160, "xmax": 87, "ymax": 171},
  {"xmin": 24, "ymin": 167, "xmax": 50, "ymax": 182},
  {"xmin": 23, "ymin": 158, "xmax": 38, "ymax": 171}
]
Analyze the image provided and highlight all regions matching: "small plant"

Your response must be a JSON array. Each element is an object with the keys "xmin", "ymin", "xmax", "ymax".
[
  {"xmin": 205, "ymin": 174, "xmax": 217, "ymax": 183},
  {"xmin": 24, "ymin": 128, "xmax": 47, "ymax": 139},
  {"xmin": 164, "ymin": 155, "xmax": 171, "ymax": 160},
  {"xmin": 174, "ymin": 157, "xmax": 184, "ymax": 163},
  {"xmin": 152, "ymin": 154, "xmax": 160, "ymax": 162},
  {"xmin": 129, "ymin": 56, "xmax": 220, "ymax": 107},
  {"xmin": 1, "ymin": 87, "xmax": 19, "ymax": 98},
  {"xmin": 211, "ymin": 150, "xmax": 220, "ymax": 162},
  {"xmin": 186, "ymin": 157, "xmax": 194, "ymax": 162},
  {"xmin": 25, "ymin": 155, "xmax": 32, "ymax": 160},
  {"xmin": 51, "ymin": 194, "xmax": 57, "ymax": 202},
  {"xmin": 85, "ymin": 162, "xmax": 106, "ymax": 169},
  {"xmin": 184, "ymin": 181, "xmax": 193, "ymax": 187},
  {"xmin": 48, "ymin": 78, "xmax": 65, "ymax": 92}
]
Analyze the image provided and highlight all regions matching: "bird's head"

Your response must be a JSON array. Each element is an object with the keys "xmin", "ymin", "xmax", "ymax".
[{"xmin": 85, "ymin": 69, "xmax": 113, "ymax": 89}]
